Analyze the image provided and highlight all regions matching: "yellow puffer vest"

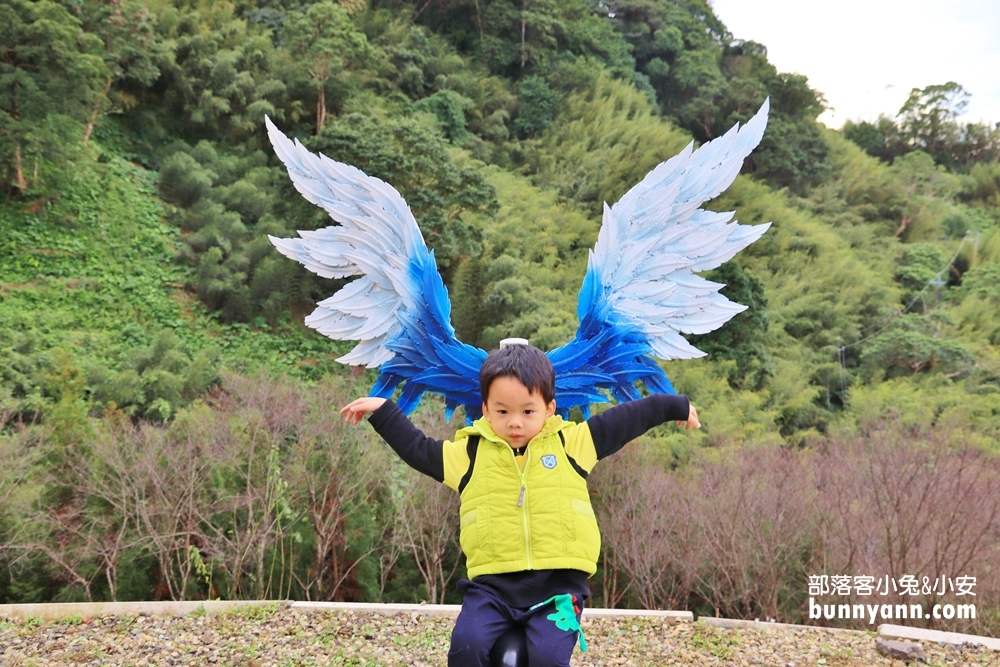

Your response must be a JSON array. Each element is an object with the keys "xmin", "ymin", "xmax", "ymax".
[{"xmin": 456, "ymin": 416, "xmax": 601, "ymax": 578}]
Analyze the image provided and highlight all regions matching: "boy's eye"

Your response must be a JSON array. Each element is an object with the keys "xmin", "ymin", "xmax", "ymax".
[
  {"xmin": 524, "ymin": 410, "xmax": 534, "ymax": 415},
  {"xmin": 498, "ymin": 410, "xmax": 507, "ymax": 414}
]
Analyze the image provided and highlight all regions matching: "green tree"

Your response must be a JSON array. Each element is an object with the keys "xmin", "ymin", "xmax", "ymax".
[
  {"xmin": 885, "ymin": 150, "xmax": 961, "ymax": 238},
  {"xmin": 843, "ymin": 116, "xmax": 903, "ymax": 163},
  {"xmin": 860, "ymin": 313, "xmax": 973, "ymax": 379},
  {"xmin": 958, "ymin": 262, "xmax": 1000, "ymax": 303},
  {"xmin": 65, "ymin": 0, "xmax": 165, "ymax": 143},
  {"xmin": 843, "ymin": 84, "xmax": 1000, "ymax": 172},
  {"xmin": 156, "ymin": 140, "xmax": 307, "ymax": 325},
  {"xmin": 281, "ymin": 1, "xmax": 372, "ymax": 134},
  {"xmin": 735, "ymin": 72, "xmax": 830, "ymax": 194},
  {"xmin": 953, "ymin": 120, "xmax": 1000, "ymax": 169},
  {"xmin": 411, "ymin": 0, "xmax": 633, "ymax": 81},
  {"xmin": 416, "ymin": 89, "xmax": 474, "ymax": 142},
  {"xmin": 751, "ymin": 113, "xmax": 830, "ymax": 194},
  {"xmin": 669, "ymin": 47, "xmax": 727, "ymax": 138},
  {"xmin": 0, "ymin": 0, "xmax": 110, "ymax": 196},
  {"xmin": 150, "ymin": 4, "xmax": 286, "ymax": 141},
  {"xmin": 512, "ymin": 74, "xmax": 558, "ymax": 137},
  {"xmin": 597, "ymin": 0, "xmax": 729, "ymax": 138},
  {"xmin": 897, "ymin": 82, "xmax": 968, "ymax": 166},
  {"xmin": 90, "ymin": 331, "xmax": 220, "ymax": 422},
  {"xmin": 598, "ymin": 0, "xmax": 832, "ymax": 192},
  {"xmin": 895, "ymin": 242, "xmax": 948, "ymax": 310}
]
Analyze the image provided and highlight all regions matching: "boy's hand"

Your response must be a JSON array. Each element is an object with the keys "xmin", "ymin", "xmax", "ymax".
[
  {"xmin": 340, "ymin": 397, "xmax": 387, "ymax": 425},
  {"xmin": 676, "ymin": 403, "xmax": 701, "ymax": 431}
]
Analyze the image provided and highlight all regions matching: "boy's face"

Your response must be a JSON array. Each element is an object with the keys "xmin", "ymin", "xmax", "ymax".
[{"xmin": 481, "ymin": 376, "xmax": 556, "ymax": 447}]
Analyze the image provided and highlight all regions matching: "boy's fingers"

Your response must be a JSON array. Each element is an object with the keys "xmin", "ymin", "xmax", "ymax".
[{"xmin": 339, "ymin": 400, "xmax": 361, "ymax": 414}]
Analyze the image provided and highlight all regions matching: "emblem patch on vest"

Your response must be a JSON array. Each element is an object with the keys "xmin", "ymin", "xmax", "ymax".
[{"xmin": 540, "ymin": 454, "xmax": 557, "ymax": 469}]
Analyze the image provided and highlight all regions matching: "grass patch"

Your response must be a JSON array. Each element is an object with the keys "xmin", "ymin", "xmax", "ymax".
[
  {"xmin": 690, "ymin": 626, "xmax": 741, "ymax": 660},
  {"xmin": 220, "ymin": 602, "xmax": 281, "ymax": 622},
  {"xmin": 23, "ymin": 615, "xmax": 44, "ymax": 630}
]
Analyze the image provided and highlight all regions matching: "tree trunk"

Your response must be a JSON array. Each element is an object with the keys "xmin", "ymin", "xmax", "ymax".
[
  {"xmin": 316, "ymin": 84, "xmax": 327, "ymax": 135},
  {"xmin": 13, "ymin": 144, "xmax": 27, "ymax": 191},
  {"xmin": 413, "ymin": 0, "xmax": 436, "ymax": 19},
  {"xmin": 83, "ymin": 77, "xmax": 112, "ymax": 145},
  {"xmin": 520, "ymin": 15, "xmax": 527, "ymax": 69}
]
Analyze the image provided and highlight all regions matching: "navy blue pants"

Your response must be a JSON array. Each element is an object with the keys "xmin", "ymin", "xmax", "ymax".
[{"xmin": 448, "ymin": 579, "xmax": 584, "ymax": 667}]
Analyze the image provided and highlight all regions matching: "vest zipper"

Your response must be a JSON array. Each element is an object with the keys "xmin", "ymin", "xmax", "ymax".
[{"xmin": 508, "ymin": 444, "xmax": 532, "ymax": 569}]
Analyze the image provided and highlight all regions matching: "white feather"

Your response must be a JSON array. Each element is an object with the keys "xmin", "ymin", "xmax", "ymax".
[
  {"xmin": 265, "ymin": 117, "xmax": 429, "ymax": 367},
  {"xmin": 587, "ymin": 99, "xmax": 771, "ymax": 360}
]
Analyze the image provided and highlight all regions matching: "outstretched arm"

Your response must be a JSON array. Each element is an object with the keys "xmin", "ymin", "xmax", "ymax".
[
  {"xmin": 342, "ymin": 398, "xmax": 446, "ymax": 483},
  {"xmin": 587, "ymin": 394, "xmax": 698, "ymax": 460}
]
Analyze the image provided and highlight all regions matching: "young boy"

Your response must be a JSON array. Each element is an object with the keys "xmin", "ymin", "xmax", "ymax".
[{"xmin": 340, "ymin": 341, "xmax": 699, "ymax": 667}]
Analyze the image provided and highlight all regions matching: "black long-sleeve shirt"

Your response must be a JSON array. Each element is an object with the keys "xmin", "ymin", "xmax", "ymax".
[{"xmin": 368, "ymin": 393, "xmax": 690, "ymax": 483}]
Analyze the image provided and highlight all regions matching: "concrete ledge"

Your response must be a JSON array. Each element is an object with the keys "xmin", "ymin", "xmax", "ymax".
[
  {"xmin": 584, "ymin": 608, "xmax": 692, "ymax": 622},
  {"xmin": 290, "ymin": 601, "xmax": 692, "ymax": 622},
  {"xmin": 290, "ymin": 601, "xmax": 461, "ymax": 617},
  {"xmin": 0, "ymin": 600, "xmax": 288, "ymax": 622},
  {"xmin": 879, "ymin": 623, "xmax": 1000, "ymax": 651},
  {"xmin": 0, "ymin": 600, "xmax": 693, "ymax": 623},
  {"xmin": 28, "ymin": 599, "xmax": 1000, "ymax": 651},
  {"xmin": 699, "ymin": 617, "xmax": 863, "ymax": 635}
]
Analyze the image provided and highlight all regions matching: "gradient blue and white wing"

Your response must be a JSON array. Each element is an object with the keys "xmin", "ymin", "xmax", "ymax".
[
  {"xmin": 265, "ymin": 117, "xmax": 486, "ymax": 418},
  {"xmin": 548, "ymin": 100, "xmax": 772, "ymax": 417}
]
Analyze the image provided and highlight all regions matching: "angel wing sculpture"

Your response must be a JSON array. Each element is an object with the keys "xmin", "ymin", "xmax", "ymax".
[{"xmin": 266, "ymin": 99, "xmax": 770, "ymax": 421}]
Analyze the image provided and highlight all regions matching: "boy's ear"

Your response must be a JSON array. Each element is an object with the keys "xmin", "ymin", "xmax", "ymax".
[
  {"xmin": 481, "ymin": 402, "xmax": 490, "ymax": 420},
  {"xmin": 546, "ymin": 400, "xmax": 556, "ymax": 418}
]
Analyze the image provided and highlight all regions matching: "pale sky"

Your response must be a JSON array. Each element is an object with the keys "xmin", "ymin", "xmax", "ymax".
[{"xmin": 709, "ymin": 0, "xmax": 1000, "ymax": 128}]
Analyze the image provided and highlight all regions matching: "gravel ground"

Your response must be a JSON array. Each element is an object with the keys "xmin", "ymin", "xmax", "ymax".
[{"xmin": 1, "ymin": 605, "xmax": 998, "ymax": 666}]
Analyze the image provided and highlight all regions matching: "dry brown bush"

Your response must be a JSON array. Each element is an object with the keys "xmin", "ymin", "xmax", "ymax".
[
  {"xmin": 382, "ymin": 407, "xmax": 463, "ymax": 604},
  {"xmin": 687, "ymin": 445, "xmax": 816, "ymax": 621},
  {"xmin": 278, "ymin": 376, "xmax": 392, "ymax": 601},
  {"xmin": 4, "ymin": 373, "xmax": 395, "ymax": 602},
  {"xmin": 813, "ymin": 416, "xmax": 1000, "ymax": 633},
  {"xmin": 591, "ymin": 446, "xmax": 697, "ymax": 610},
  {"xmin": 592, "ymin": 414, "xmax": 1000, "ymax": 634}
]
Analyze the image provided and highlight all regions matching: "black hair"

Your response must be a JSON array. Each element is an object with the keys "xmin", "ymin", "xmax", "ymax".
[{"xmin": 479, "ymin": 343, "xmax": 556, "ymax": 405}]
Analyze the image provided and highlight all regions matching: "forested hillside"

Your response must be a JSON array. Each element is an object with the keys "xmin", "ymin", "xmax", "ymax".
[{"xmin": 2, "ymin": 0, "xmax": 999, "ymax": 631}]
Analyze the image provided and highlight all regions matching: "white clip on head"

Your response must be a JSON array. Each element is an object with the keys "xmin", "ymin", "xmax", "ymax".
[{"xmin": 499, "ymin": 338, "xmax": 530, "ymax": 349}]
